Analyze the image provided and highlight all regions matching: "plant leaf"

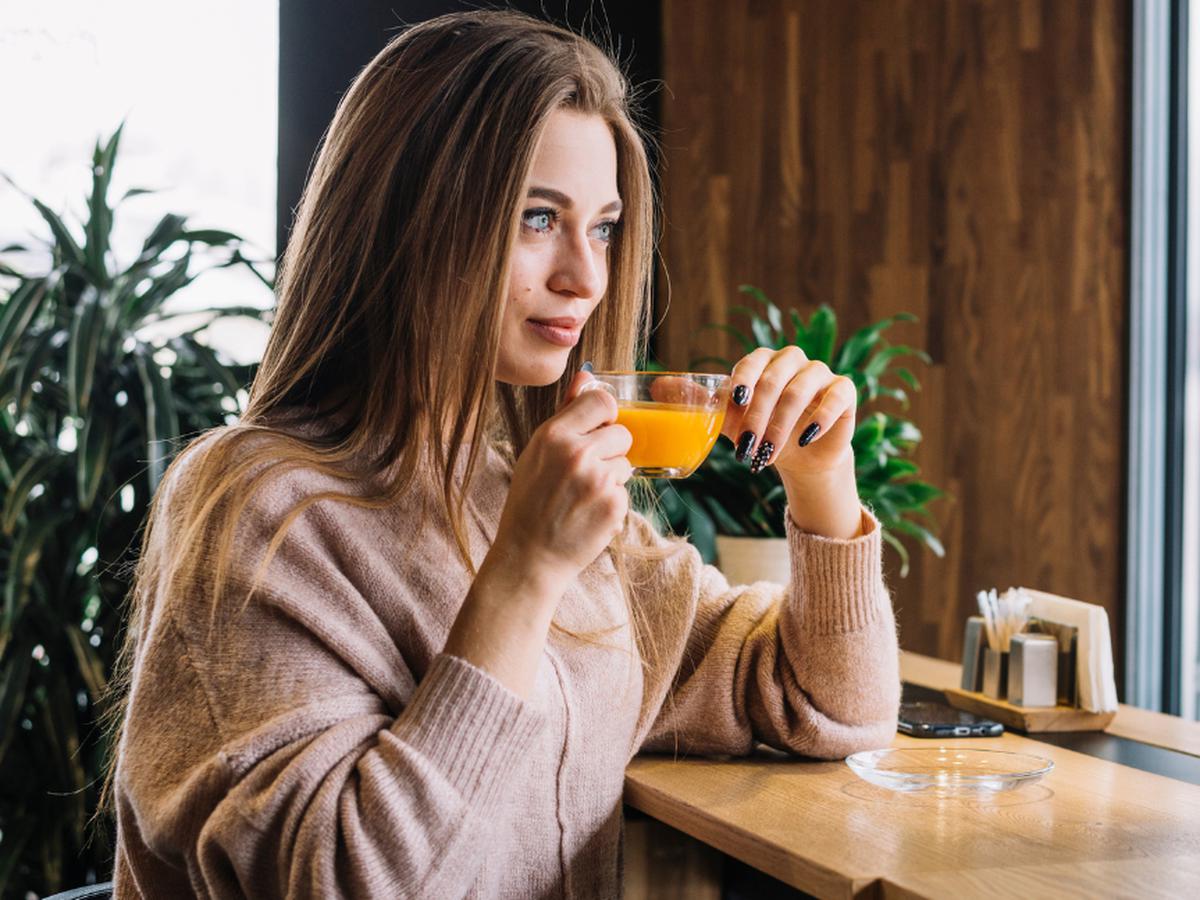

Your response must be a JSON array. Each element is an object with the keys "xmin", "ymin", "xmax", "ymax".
[
  {"xmin": 65, "ymin": 624, "xmax": 107, "ymax": 703},
  {"xmin": 0, "ymin": 272, "xmax": 60, "ymax": 374},
  {"xmin": 808, "ymin": 304, "xmax": 838, "ymax": 363},
  {"xmin": 120, "ymin": 186, "xmax": 156, "ymax": 202},
  {"xmin": 218, "ymin": 249, "xmax": 275, "ymax": 290},
  {"xmin": 727, "ymin": 303, "xmax": 778, "ymax": 347},
  {"xmin": 76, "ymin": 415, "xmax": 113, "ymax": 510},
  {"xmin": 66, "ymin": 285, "xmax": 104, "ymax": 419},
  {"xmin": 32, "ymin": 199, "xmax": 86, "ymax": 271},
  {"xmin": 884, "ymin": 418, "xmax": 922, "ymax": 444},
  {"xmin": 881, "ymin": 528, "xmax": 911, "ymax": 578},
  {"xmin": 2, "ymin": 450, "xmax": 61, "ymax": 535},
  {"xmin": 137, "ymin": 213, "xmax": 188, "ymax": 261},
  {"xmin": 138, "ymin": 302, "xmax": 272, "ymax": 329},
  {"xmin": 2, "ymin": 511, "xmax": 70, "ymax": 638},
  {"xmin": 685, "ymin": 499, "xmax": 717, "ymax": 563},
  {"xmin": 834, "ymin": 313, "xmax": 916, "ymax": 374},
  {"xmin": 84, "ymin": 123, "xmax": 123, "ymax": 282},
  {"xmin": 863, "ymin": 344, "xmax": 927, "ymax": 379},
  {"xmin": 896, "ymin": 481, "xmax": 944, "ymax": 506},
  {"xmin": 176, "ymin": 337, "xmax": 245, "ymax": 396},
  {"xmin": 738, "ymin": 284, "xmax": 783, "ymax": 335},
  {"xmin": 13, "ymin": 328, "xmax": 63, "ymax": 419},
  {"xmin": 126, "ymin": 252, "xmax": 192, "ymax": 324},
  {"xmin": 0, "ymin": 647, "xmax": 33, "ymax": 762},
  {"xmin": 699, "ymin": 492, "xmax": 746, "ymax": 537},
  {"xmin": 890, "ymin": 517, "xmax": 946, "ymax": 558},
  {"xmin": 182, "ymin": 228, "xmax": 243, "ymax": 245},
  {"xmin": 789, "ymin": 308, "xmax": 808, "ymax": 345},
  {"xmin": 876, "ymin": 385, "xmax": 910, "ymax": 408},
  {"xmin": 752, "ymin": 316, "xmax": 777, "ymax": 348},
  {"xmin": 134, "ymin": 347, "xmax": 179, "ymax": 492}
]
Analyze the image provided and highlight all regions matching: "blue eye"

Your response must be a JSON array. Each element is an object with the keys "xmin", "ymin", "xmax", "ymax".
[
  {"xmin": 522, "ymin": 208, "xmax": 556, "ymax": 232},
  {"xmin": 591, "ymin": 220, "xmax": 620, "ymax": 244}
]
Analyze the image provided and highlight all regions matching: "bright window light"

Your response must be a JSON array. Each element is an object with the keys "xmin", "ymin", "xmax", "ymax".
[{"xmin": 0, "ymin": 0, "xmax": 278, "ymax": 365}]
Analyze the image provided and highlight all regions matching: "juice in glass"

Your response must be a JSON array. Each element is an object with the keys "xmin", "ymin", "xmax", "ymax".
[
  {"xmin": 586, "ymin": 371, "xmax": 730, "ymax": 478},
  {"xmin": 615, "ymin": 400, "xmax": 726, "ymax": 478}
]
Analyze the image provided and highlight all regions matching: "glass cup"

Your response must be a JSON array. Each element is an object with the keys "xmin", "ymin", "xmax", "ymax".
[{"xmin": 581, "ymin": 371, "xmax": 731, "ymax": 478}]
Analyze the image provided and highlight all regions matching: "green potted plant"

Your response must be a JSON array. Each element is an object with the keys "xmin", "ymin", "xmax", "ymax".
[
  {"xmin": 0, "ymin": 125, "xmax": 273, "ymax": 895},
  {"xmin": 646, "ymin": 285, "xmax": 945, "ymax": 581}
]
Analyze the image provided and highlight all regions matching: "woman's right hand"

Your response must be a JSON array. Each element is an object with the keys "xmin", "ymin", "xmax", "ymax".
[
  {"xmin": 492, "ymin": 369, "xmax": 634, "ymax": 586},
  {"xmin": 446, "ymin": 369, "xmax": 631, "ymax": 697}
]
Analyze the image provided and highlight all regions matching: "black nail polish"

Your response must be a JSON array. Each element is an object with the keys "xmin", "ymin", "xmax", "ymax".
[
  {"xmin": 749, "ymin": 440, "xmax": 774, "ymax": 474},
  {"xmin": 732, "ymin": 384, "xmax": 750, "ymax": 406},
  {"xmin": 581, "ymin": 361, "xmax": 594, "ymax": 373},
  {"xmin": 798, "ymin": 422, "xmax": 821, "ymax": 447},
  {"xmin": 735, "ymin": 431, "xmax": 756, "ymax": 462}
]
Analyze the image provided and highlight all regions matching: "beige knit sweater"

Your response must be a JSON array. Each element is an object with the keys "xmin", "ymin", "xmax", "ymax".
[{"xmin": 113, "ymin": 432, "xmax": 900, "ymax": 899}]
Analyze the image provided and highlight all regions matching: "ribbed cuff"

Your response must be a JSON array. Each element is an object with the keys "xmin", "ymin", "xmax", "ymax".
[
  {"xmin": 392, "ymin": 653, "xmax": 544, "ymax": 809},
  {"xmin": 786, "ymin": 505, "xmax": 886, "ymax": 635}
]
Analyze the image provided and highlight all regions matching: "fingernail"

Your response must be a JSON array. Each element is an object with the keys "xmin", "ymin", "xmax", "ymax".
[
  {"xmin": 581, "ymin": 361, "xmax": 594, "ymax": 373},
  {"xmin": 735, "ymin": 431, "xmax": 756, "ymax": 462},
  {"xmin": 798, "ymin": 422, "xmax": 821, "ymax": 447},
  {"xmin": 749, "ymin": 440, "xmax": 774, "ymax": 474},
  {"xmin": 732, "ymin": 384, "xmax": 750, "ymax": 406}
]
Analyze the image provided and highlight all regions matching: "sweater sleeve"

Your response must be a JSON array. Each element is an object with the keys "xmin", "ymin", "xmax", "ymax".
[
  {"xmin": 114, "ymin": 460, "xmax": 544, "ymax": 899},
  {"xmin": 634, "ymin": 506, "xmax": 901, "ymax": 760}
]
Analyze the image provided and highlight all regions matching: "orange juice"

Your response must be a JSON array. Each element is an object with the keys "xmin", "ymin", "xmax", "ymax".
[{"xmin": 615, "ymin": 401, "xmax": 725, "ymax": 474}]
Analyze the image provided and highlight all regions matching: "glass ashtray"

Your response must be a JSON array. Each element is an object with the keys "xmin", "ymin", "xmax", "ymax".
[{"xmin": 845, "ymin": 747, "xmax": 1054, "ymax": 796}]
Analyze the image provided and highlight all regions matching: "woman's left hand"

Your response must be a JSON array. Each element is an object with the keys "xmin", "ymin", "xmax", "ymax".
[{"xmin": 722, "ymin": 346, "xmax": 857, "ymax": 479}]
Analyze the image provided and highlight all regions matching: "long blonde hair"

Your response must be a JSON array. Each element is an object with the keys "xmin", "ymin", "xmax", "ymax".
[{"xmin": 103, "ymin": 10, "xmax": 681, "ymax": 807}]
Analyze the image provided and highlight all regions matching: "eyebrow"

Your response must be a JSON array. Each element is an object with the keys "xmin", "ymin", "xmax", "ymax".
[{"xmin": 527, "ymin": 186, "xmax": 622, "ymax": 215}]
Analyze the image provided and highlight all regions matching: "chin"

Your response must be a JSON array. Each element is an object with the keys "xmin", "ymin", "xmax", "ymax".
[{"xmin": 496, "ymin": 354, "xmax": 571, "ymax": 387}]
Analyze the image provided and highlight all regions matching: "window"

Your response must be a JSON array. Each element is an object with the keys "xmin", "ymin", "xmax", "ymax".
[
  {"xmin": 1184, "ymin": 0, "xmax": 1200, "ymax": 719},
  {"xmin": 0, "ymin": 0, "xmax": 278, "ymax": 364},
  {"xmin": 1130, "ymin": 0, "xmax": 1197, "ymax": 718}
]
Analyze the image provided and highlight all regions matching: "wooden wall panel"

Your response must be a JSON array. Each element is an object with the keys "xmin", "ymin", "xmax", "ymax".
[{"xmin": 659, "ymin": 0, "xmax": 1129, "ymax": 666}]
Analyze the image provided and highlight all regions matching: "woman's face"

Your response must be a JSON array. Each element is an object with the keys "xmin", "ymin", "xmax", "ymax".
[{"xmin": 496, "ymin": 108, "xmax": 622, "ymax": 386}]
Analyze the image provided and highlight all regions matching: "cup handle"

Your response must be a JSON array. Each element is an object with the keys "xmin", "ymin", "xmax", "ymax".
[{"xmin": 577, "ymin": 379, "xmax": 618, "ymax": 400}]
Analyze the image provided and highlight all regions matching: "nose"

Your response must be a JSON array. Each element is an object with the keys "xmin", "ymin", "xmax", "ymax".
[{"xmin": 547, "ymin": 228, "xmax": 604, "ymax": 300}]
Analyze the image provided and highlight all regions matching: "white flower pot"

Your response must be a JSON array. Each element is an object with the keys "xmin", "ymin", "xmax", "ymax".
[{"xmin": 715, "ymin": 535, "xmax": 791, "ymax": 586}]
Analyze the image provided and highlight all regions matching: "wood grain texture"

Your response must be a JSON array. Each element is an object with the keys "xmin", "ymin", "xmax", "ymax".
[
  {"xmin": 941, "ymin": 686, "xmax": 1117, "ymax": 732},
  {"xmin": 622, "ymin": 813, "xmax": 722, "ymax": 900},
  {"xmin": 902, "ymin": 651, "xmax": 1200, "ymax": 757},
  {"xmin": 658, "ymin": 1, "xmax": 1130, "ymax": 669},
  {"xmin": 625, "ymin": 729, "xmax": 1200, "ymax": 898},
  {"xmin": 881, "ymin": 855, "xmax": 1200, "ymax": 899}
]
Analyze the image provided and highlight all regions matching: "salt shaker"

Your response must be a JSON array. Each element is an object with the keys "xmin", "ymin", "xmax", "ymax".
[{"xmin": 1008, "ymin": 633, "xmax": 1059, "ymax": 707}]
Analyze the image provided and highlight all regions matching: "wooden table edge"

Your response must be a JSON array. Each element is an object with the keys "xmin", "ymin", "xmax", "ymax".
[{"xmin": 623, "ymin": 767, "xmax": 883, "ymax": 899}]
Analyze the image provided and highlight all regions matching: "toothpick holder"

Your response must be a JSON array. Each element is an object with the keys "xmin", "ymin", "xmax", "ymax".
[
  {"xmin": 982, "ymin": 648, "xmax": 1009, "ymax": 700},
  {"xmin": 946, "ymin": 608, "xmax": 1116, "ymax": 733}
]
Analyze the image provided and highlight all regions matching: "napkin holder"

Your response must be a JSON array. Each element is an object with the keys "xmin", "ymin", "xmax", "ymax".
[{"xmin": 944, "ymin": 601, "xmax": 1115, "ymax": 733}]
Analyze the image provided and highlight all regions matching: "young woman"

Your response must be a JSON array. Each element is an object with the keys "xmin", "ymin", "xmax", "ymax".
[{"xmin": 110, "ymin": 10, "xmax": 900, "ymax": 898}]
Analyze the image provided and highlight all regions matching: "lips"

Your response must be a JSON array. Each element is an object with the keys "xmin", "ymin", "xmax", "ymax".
[{"xmin": 526, "ymin": 318, "xmax": 583, "ymax": 347}]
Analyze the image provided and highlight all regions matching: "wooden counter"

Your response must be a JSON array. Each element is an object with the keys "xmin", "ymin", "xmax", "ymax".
[
  {"xmin": 900, "ymin": 651, "xmax": 1200, "ymax": 757},
  {"xmin": 624, "ymin": 653, "xmax": 1200, "ymax": 898}
]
